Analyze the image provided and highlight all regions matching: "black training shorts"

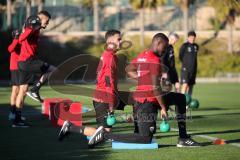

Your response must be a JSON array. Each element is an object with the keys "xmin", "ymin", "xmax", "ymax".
[
  {"xmin": 134, "ymin": 101, "xmax": 158, "ymax": 137},
  {"xmin": 18, "ymin": 58, "xmax": 50, "ymax": 85},
  {"xmin": 93, "ymin": 101, "xmax": 112, "ymax": 128},
  {"xmin": 11, "ymin": 70, "xmax": 20, "ymax": 86},
  {"xmin": 181, "ymin": 67, "xmax": 196, "ymax": 85}
]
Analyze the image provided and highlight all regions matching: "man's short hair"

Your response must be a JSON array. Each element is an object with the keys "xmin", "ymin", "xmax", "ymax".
[
  {"xmin": 188, "ymin": 31, "xmax": 196, "ymax": 37},
  {"xmin": 105, "ymin": 29, "xmax": 121, "ymax": 40},
  {"xmin": 38, "ymin": 10, "xmax": 51, "ymax": 19},
  {"xmin": 152, "ymin": 33, "xmax": 169, "ymax": 44},
  {"xmin": 169, "ymin": 32, "xmax": 179, "ymax": 40}
]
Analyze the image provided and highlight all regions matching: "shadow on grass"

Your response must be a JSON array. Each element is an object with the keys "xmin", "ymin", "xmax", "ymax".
[
  {"xmin": 200, "ymin": 138, "xmax": 240, "ymax": 147},
  {"xmin": 188, "ymin": 112, "xmax": 240, "ymax": 120},
  {"xmin": 199, "ymin": 107, "xmax": 226, "ymax": 111},
  {"xmin": 0, "ymin": 103, "xmax": 111, "ymax": 160},
  {"xmin": 204, "ymin": 107, "xmax": 240, "ymax": 112},
  {"xmin": 156, "ymin": 129, "xmax": 240, "ymax": 139},
  {"xmin": 226, "ymin": 139, "xmax": 240, "ymax": 144},
  {"xmin": 155, "ymin": 134, "xmax": 178, "ymax": 139},
  {"xmin": 155, "ymin": 129, "xmax": 240, "ymax": 147},
  {"xmin": 192, "ymin": 129, "xmax": 240, "ymax": 136}
]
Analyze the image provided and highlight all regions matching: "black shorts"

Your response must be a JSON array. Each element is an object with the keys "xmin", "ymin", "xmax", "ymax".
[
  {"xmin": 133, "ymin": 92, "xmax": 186, "ymax": 133},
  {"xmin": 93, "ymin": 101, "xmax": 112, "ymax": 128},
  {"xmin": 18, "ymin": 58, "xmax": 50, "ymax": 85},
  {"xmin": 162, "ymin": 92, "xmax": 186, "ymax": 113},
  {"xmin": 11, "ymin": 70, "xmax": 20, "ymax": 86},
  {"xmin": 134, "ymin": 101, "xmax": 158, "ymax": 136},
  {"xmin": 181, "ymin": 67, "xmax": 196, "ymax": 85},
  {"xmin": 93, "ymin": 92, "xmax": 133, "ymax": 128},
  {"xmin": 115, "ymin": 91, "xmax": 133, "ymax": 110}
]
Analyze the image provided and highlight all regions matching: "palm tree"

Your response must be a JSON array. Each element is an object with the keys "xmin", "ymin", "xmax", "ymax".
[
  {"xmin": 115, "ymin": 0, "xmax": 120, "ymax": 29},
  {"xmin": 81, "ymin": 0, "xmax": 104, "ymax": 44},
  {"xmin": 208, "ymin": 0, "xmax": 240, "ymax": 54},
  {"xmin": 174, "ymin": 0, "xmax": 195, "ymax": 41},
  {"xmin": 38, "ymin": 0, "xmax": 44, "ymax": 12},
  {"xmin": 26, "ymin": 0, "xmax": 31, "ymax": 18},
  {"xmin": 181, "ymin": 0, "xmax": 189, "ymax": 41},
  {"xmin": 227, "ymin": 9, "xmax": 236, "ymax": 53},
  {"xmin": 6, "ymin": 0, "xmax": 12, "ymax": 29},
  {"xmin": 129, "ymin": 0, "xmax": 167, "ymax": 48},
  {"xmin": 139, "ymin": 1, "xmax": 144, "ymax": 48},
  {"xmin": 93, "ymin": 0, "xmax": 99, "ymax": 43}
]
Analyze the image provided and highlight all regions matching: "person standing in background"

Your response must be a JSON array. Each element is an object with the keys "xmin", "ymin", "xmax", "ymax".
[
  {"xmin": 161, "ymin": 32, "xmax": 180, "ymax": 92},
  {"xmin": 179, "ymin": 31, "xmax": 199, "ymax": 96}
]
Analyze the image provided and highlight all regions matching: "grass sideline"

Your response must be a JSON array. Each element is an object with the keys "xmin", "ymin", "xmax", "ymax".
[{"xmin": 0, "ymin": 83, "xmax": 240, "ymax": 160}]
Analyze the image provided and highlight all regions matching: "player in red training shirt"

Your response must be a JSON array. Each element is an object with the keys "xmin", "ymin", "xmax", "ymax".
[
  {"xmin": 93, "ymin": 29, "xmax": 122, "ymax": 132},
  {"xmin": 15, "ymin": 11, "xmax": 56, "ymax": 127},
  {"xmin": 57, "ymin": 30, "xmax": 123, "ymax": 142},
  {"xmin": 7, "ymin": 29, "xmax": 26, "ymax": 123}
]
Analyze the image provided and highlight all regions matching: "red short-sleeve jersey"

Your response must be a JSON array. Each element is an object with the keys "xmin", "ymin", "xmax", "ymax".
[{"xmin": 131, "ymin": 50, "xmax": 161, "ymax": 103}]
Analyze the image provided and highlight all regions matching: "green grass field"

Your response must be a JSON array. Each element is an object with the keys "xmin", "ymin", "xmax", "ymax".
[{"xmin": 0, "ymin": 83, "xmax": 240, "ymax": 160}]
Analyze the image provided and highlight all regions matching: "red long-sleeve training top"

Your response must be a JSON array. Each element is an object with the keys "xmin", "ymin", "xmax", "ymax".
[
  {"xmin": 18, "ymin": 27, "xmax": 40, "ymax": 62},
  {"xmin": 8, "ymin": 39, "xmax": 21, "ymax": 70}
]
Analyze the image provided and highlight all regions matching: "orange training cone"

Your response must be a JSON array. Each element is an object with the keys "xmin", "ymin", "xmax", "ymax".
[{"xmin": 213, "ymin": 139, "xmax": 226, "ymax": 145}]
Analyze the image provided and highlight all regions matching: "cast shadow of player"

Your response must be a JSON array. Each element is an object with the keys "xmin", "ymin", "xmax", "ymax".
[{"xmin": 0, "ymin": 102, "xmax": 112, "ymax": 160}]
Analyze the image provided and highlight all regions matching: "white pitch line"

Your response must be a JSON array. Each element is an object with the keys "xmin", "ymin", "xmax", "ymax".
[
  {"xmin": 171, "ymin": 128, "xmax": 240, "ymax": 147},
  {"xmin": 229, "ymin": 143, "xmax": 240, "ymax": 147}
]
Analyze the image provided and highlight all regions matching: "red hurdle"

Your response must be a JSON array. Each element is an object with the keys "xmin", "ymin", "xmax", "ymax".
[{"xmin": 49, "ymin": 101, "xmax": 83, "ymax": 127}]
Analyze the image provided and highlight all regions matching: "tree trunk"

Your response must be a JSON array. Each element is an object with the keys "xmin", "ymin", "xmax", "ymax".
[
  {"xmin": 38, "ymin": 0, "xmax": 44, "ymax": 12},
  {"xmin": 182, "ymin": 0, "xmax": 188, "ymax": 41},
  {"xmin": 7, "ymin": 0, "xmax": 12, "ymax": 29},
  {"xmin": 140, "ymin": 7, "xmax": 145, "ymax": 48},
  {"xmin": 93, "ymin": 0, "xmax": 99, "ymax": 44},
  {"xmin": 152, "ymin": 8, "xmax": 157, "ymax": 25},
  {"xmin": 115, "ymin": 0, "xmax": 120, "ymax": 29},
  {"xmin": 228, "ymin": 23, "xmax": 234, "ymax": 54},
  {"xmin": 26, "ymin": 0, "xmax": 31, "ymax": 18}
]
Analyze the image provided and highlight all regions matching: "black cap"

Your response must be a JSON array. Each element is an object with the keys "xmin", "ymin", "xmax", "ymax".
[{"xmin": 188, "ymin": 31, "xmax": 196, "ymax": 37}]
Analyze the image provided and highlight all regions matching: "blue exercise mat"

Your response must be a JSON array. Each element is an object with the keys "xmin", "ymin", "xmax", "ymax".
[
  {"xmin": 82, "ymin": 106, "xmax": 90, "ymax": 113},
  {"xmin": 112, "ymin": 139, "xmax": 158, "ymax": 149}
]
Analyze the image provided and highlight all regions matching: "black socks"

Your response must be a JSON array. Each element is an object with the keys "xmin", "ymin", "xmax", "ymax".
[
  {"xmin": 31, "ymin": 81, "xmax": 43, "ymax": 92},
  {"xmin": 14, "ymin": 108, "xmax": 22, "ymax": 122},
  {"xmin": 10, "ymin": 105, "xmax": 16, "ymax": 113},
  {"xmin": 177, "ymin": 113, "xmax": 188, "ymax": 139},
  {"xmin": 69, "ymin": 125, "xmax": 85, "ymax": 134},
  {"xmin": 178, "ymin": 121, "xmax": 188, "ymax": 139}
]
